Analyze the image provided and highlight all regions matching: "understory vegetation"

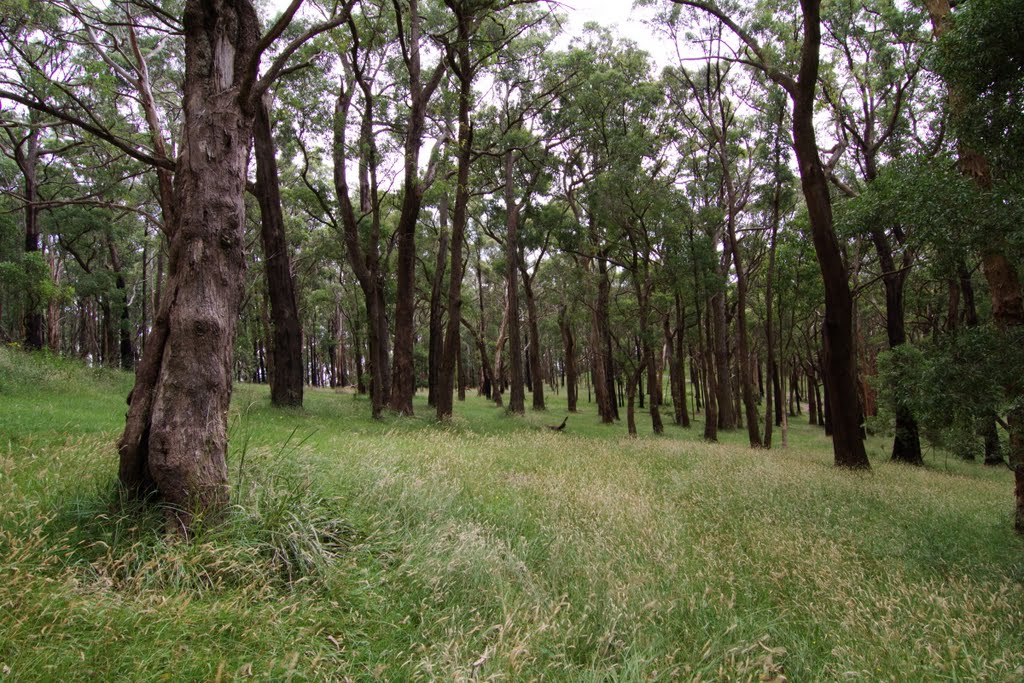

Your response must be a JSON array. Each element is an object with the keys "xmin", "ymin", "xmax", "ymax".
[{"xmin": 2, "ymin": 348, "xmax": 1021, "ymax": 681}]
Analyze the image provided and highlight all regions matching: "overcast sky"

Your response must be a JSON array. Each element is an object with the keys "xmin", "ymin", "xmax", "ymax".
[{"xmin": 556, "ymin": 0, "xmax": 666, "ymax": 56}]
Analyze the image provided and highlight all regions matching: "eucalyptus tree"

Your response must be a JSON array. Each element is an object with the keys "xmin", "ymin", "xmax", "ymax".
[
  {"xmin": 666, "ymin": 51, "xmax": 763, "ymax": 446},
  {"xmin": 819, "ymin": 0, "xmax": 929, "ymax": 463},
  {"xmin": 324, "ymin": 4, "xmax": 394, "ymax": 418},
  {"xmin": 662, "ymin": 0, "xmax": 870, "ymax": 468},
  {"xmin": 926, "ymin": 0, "xmax": 1024, "ymax": 531},
  {"xmin": 547, "ymin": 31, "xmax": 664, "ymax": 426},
  {"xmin": 434, "ymin": 0, "xmax": 553, "ymax": 419},
  {"xmin": 2, "ymin": 0, "xmax": 353, "ymax": 528},
  {"xmin": 386, "ymin": 0, "xmax": 448, "ymax": 416},
  {"xmin": 472, "ymin": 20, "xmax": 563, "ymax": 414}
]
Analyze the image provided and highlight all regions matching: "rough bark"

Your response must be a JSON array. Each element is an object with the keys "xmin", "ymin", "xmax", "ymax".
[
  {"xmin": 924, "ymin": 0, "xmax": 1024, "ymax": 527},
  {"xmin": 253, "ymin": 96, "xmax": 303, "ymax": 407},
  {"xmin": 118, "ymin": 0, "xmax": 262, "ymax": 529}
]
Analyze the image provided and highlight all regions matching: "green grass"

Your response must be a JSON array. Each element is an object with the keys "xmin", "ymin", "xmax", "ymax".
[{"xmin": 1, "ymin": 346, "xmax": 1022, "ymax": 681}]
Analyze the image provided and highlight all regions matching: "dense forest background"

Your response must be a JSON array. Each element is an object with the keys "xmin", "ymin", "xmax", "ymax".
[{"xmin": 1, "ymin": 0, "xmax": 1022, "ymax": 530}]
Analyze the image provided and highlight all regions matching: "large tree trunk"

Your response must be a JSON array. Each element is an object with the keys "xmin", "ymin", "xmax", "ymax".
[
  {"xmin": 788, "ymin": 0, "xmax": 869, "ymax": 468},
  {"xmin": 388, "ymin": 0, "xmax": 443, "ymax": 416},
  {"xmin": 924, "ymin": 0, "xmax": 1023, "ymax": 527},
  {"xmin": 118, "ymin": 0, "xmax": 261, "ymax": 529},
  {"xmin": 253, "ymin": 97, "xmax": 303, "ymax": 407}
]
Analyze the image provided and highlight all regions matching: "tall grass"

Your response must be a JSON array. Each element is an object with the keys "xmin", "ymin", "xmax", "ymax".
[{"xmin": 0, "ymin": 346, "xmax": 1021, "ymax": 681}]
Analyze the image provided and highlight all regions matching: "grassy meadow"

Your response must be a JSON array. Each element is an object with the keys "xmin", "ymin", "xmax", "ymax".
[{"xmin": 0, "ymin": 346, "xmax": 1022, "ymax": 681}]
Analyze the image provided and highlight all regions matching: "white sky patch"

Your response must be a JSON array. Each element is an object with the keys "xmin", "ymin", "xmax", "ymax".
[{"xmin": 553, "ymin": 0, "xmax": 673, "ymax": 68}]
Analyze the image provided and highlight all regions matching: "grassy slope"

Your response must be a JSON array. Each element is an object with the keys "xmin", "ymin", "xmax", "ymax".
[{"xmin": 0, "ymin": 347, "xmax": 1021, "ymax": 682}]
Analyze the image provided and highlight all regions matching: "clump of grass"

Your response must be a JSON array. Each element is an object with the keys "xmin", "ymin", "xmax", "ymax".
[{"xmin": 38, "ymin": 463, "xmax": 361, "ymax": 598}]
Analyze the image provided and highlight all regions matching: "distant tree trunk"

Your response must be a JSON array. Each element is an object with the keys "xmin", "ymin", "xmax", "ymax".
[
  {"xmin": 521, "ymin": 261, "xmax": 545, "ymax": 411},
  {"xmin": 559, "ymin": 305, "xmax": 578, "ymax": 412},
  {"xmin": 870, "ymin": 227, "xmax": 921, "ymax": 464},
  {"xmin": 101, "ymin": 298, "xmax": 115, "ymax": 366},
  {"xmin": 17, "ymin": 127, "xmax": 45, "ymax": 350},
  {"xmin": 504, "ymin": 151, "xmax": 526, "ymax": 415},
  {"xmin": 253, "ymin": 97, "xmax": 303, "ymax": 406},
  {"xmin": 591, "ymin": 254, "xmax": 615, "ymax": 423},
  {"xmin": 675, "ymin": 296, "xmax": 691, "ymax": 428},
  {"xmin": 119, "ymin": 0, "xmax": 262, "ymax": 529},
  {"xmin": 427, "ymin": 194, "xmax": 450, "ymax": 408},
  {"xmin": 808, "ymin": 369, "xmax": 819, "ymax": 426},
  {"xmin": 457, "ymin": 341, "xmax": 466, "ymax": 401},
  {"xmin": 626, "ymin": 364, "xmax": 642, "ymax": 437},
  {"xmin": 666, "ymin": 315, "xmax": 683, "ymax": 427},
  {"xmin": 711, "ymin": 286, "xmax": 733, "ymax": 429},
  {"xmin": 107, "ymin": 239, "xmax": 134, "ymax": 370},
  {"xmin": 492, "ymin": 296, "xmax": 510, "ymax": 408},
  {"xmin": 729, "ymin": 213, "xmax": 760, "ymax": 447},
  {"xmin": 703, "ymin": 300, "xmax": 719, "ymax": 441},
  {"xmin": 763, "ymin": 119, "xmax": 782, "ymax": 447}
]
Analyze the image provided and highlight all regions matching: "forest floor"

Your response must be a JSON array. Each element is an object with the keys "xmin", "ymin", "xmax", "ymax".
[{"xmin": 1, "ymin": 346, "xmax": 1022, "ymax": 682}]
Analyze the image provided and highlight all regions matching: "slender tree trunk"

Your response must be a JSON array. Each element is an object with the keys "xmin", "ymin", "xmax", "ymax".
[
  {"xmin": 591, "ymin": 255, "xmax": 615, "ymax": 423},
  {"xmin": 626, "ymin": 365, "xmax": 642, "ymax": 437},
  {"xmin": 504, "ymin": 151, "xmax": 525, "ymax": 415},
  {"xmin": 729, "ymin": 216, "xmax": 760, "ymax": 447},
  {"xmin": 703, "ymin": 300, "xmax": 719, "ymax": 441},
  {"xmin": 559, "ymin": 305, "xmax": 578, "ymax": 412},
  {"xmin": 427, "ymin": 194, "xmax": 450, "ymax": 407},
  {"xmin": 521, "ymin": 266, "xmax": 545, "ymax": 411},
  {"xmin": 711, "ymin": 286, "xmax": 733, "ymax": 429},
  {"xmin": 675, "ymin": 296, "xmax": 691, "ymax": 428},
  {"xmin": 253, "ymin": 97, "xmax": 303, "ymax": 406}
]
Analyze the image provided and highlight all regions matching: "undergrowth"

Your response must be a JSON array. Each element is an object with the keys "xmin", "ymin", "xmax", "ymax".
[{"xmin": 1, "ymin": 346, "xmax": 1022, "ymax": 681}]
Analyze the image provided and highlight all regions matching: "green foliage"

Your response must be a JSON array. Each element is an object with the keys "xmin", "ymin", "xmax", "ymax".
[
  {"xmin": 934, "ymin": 0, "xmax": 1024, "ymax": 173},
  {"xmin": 876, "ymin": 326, "xmax": 1024, "ymax": 457}
]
